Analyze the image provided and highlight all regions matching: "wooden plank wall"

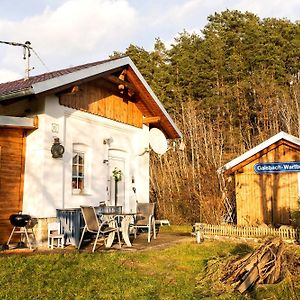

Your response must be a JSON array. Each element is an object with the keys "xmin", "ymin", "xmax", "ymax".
[
  {"xmin": 0, "ymin": 128, "xmax": 25, "ymax": 243},
  {"xmin": 59, "ymin": 81, "xmax": 143, "ymax": 128},
  {"xmin": 235, "ymin": 143, "xmax": 300, "ymax": 226}
]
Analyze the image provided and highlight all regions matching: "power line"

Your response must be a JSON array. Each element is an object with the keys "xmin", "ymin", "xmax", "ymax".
[{"xmin": 31, "ymin": 48, "xmax": 50, "ymax": 72}]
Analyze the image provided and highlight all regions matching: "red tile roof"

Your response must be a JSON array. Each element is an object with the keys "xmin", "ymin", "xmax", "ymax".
[{"xmin": 0, "ymin": 56, "xmax": 123, "ymax": 95}]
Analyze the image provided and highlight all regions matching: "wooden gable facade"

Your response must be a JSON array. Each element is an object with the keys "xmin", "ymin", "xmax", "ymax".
[
  {"xmin": 0, "ymin": 128, "xmax": 26, "ymax": 242},
  {"xmin": 59, "ymin": 77, "xmax": 143, "ymax": 128},
  {"xmin": 222, "ymin": 134, "xmax": 300, "ymax": 227},
  {"xmin": 58, "ymin": 66, "xmax": 174, "ymax": 136}
]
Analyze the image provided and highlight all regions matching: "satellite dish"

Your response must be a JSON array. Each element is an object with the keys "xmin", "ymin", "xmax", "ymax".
[{"xmin": 149, "ymin": 128, "xmax": 168, "ymax": 155}]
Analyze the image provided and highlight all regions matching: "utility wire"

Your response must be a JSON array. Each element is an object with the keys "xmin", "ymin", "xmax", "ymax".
[{"xmin": 31, "ymin": 48, "xmax": 50, "ymax": 72}]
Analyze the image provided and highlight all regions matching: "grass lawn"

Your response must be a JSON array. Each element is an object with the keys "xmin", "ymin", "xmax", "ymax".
[{"xmin": 0, "ymin": 227, "xmax": 299, "ymax": 299}]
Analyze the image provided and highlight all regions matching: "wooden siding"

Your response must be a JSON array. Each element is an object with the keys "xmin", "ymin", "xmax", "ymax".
[
  {"xmin": 235, "ymin": 142, "xmax": 300, "ymax": 226},
  {"xmin": 59, "ymin": 81, "xmax": 143, "ymax": 128},
  {"xmin": 0, "ymin": 128, "xmax": 26, "ymax": 242}
]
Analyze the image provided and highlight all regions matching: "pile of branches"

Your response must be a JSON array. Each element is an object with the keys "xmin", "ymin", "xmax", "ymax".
[{"xmin": 222, "ymin": 238, "xmax": 286, "ymax": 293}]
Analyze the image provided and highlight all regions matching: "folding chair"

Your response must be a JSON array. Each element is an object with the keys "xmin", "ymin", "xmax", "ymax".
[
  {"xmin": 78, "ymin": 206, "xmax": 121, "ymax": 252},
  {"xmin": 133, "ymin": 203, "xmax": 156, "ymax": 243}
]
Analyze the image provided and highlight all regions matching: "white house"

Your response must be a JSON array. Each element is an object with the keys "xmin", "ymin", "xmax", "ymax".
[{"xmin": 0, "ymin": 56, "xmax": 182, "ymax": 243}]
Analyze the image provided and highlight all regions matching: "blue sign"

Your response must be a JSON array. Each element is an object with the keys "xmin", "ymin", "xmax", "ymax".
[{"xmin": 254, "ymin": 162, "xmax": 300, "ymax": 174}]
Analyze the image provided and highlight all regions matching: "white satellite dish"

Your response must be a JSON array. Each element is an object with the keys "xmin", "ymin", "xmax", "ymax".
[{"xmin": 149, "ymin": 128, "xmax": 168, "ymax": 155}]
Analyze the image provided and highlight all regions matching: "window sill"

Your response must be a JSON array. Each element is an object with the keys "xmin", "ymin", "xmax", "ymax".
[{"xmin": 72, "ymin": 190, "xmax": 92, "ymax": 196}]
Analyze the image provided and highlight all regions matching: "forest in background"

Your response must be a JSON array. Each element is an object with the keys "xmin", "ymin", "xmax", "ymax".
[{"xmin": 113, "ymin": 10, "xmax": 300, "ymax": 225}]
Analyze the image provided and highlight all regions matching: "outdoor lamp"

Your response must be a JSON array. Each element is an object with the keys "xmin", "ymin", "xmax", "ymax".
[{"xmin": 51, "ymin": 137, "xmax": 65, "ymax": 158}]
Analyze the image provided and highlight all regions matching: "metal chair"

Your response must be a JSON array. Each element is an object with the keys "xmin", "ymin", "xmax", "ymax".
[
  {"xmin": 78, "ymin": 206, "xmax": 121, "ymax": 252},
  {"xmin": 133, "ymin": 203, "xmax": 156, "ymax": 243},
  {"xmin": 48, "ymin": 222, "xmax": 64, "ymax": 249}
]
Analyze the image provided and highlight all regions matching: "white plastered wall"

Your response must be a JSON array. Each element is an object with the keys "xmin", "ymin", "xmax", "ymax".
[{"xmin": 22, "ymin": 95, "xmax": 150, "ymax": 218}]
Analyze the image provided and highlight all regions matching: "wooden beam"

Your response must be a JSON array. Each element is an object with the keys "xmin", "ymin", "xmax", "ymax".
[
  {"xmin": 89, "ymin": 79, "xmax": 137, "ymax": 103},
  {"xmin": 143, "ymin": 116, "xmax": 161, "ymax": 124},
  {"xmin": 104, "ymin": 75, "xmax": 137, "ymax": 92}
]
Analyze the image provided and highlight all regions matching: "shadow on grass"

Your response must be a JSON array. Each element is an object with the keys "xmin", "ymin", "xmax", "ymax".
[{"xmin": 230, "ymin": 243, "xmax": 254, "ymax": 257}]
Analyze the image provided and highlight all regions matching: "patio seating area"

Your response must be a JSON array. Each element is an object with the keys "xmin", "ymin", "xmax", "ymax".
[
  {"xmin": 76, "ymin": 203, "xmax": 158, "ymax": 252},
  {"xmin": 0, "ymin": 203, "xmax": 165, "ymax": 253},
  {"xmin": 78, "ymin": 230, "xmax": 192, "ymax": 252}
]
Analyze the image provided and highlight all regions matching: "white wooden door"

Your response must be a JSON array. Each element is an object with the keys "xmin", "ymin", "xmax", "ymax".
[{"xmin": 108, "ymin": 150, "xmax": 126, "ymax": 208}]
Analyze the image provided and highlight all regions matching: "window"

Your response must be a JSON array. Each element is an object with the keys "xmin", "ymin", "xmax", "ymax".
[
  {"xmin": 72, "ymin": 150, "xmax": 85, "ymax": 193},
  {"xmin": 72, "ymin": 143, "xmax": 92, "ymax": 195}
]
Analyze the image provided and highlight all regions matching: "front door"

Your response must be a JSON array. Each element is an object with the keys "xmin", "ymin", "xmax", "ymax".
[{"xmin": 108, "ymin": 149, "xmax": 127, "ymax": 209}]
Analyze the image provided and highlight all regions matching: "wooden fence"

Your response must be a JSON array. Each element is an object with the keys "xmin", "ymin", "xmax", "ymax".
[{"xmin": 194, "ymin": 223, "xmax": 300, "ymax": 241}]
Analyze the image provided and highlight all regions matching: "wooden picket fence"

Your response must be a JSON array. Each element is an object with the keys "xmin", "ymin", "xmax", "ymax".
[{"xmin": 194, "ymin": 223, "xmax": 300, "ymax": 241}]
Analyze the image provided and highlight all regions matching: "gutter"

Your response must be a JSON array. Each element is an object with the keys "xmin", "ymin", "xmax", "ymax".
[{"xmin": 0, "ymin": 87, "xmax": 34, "ymax": 101}]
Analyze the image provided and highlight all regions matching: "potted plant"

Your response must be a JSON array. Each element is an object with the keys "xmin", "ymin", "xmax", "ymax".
[{"xmin": 112, "ymin": 168, "xmax": 122, "ymax": 206}]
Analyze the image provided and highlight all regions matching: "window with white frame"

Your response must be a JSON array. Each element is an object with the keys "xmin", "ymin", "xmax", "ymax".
[
  {"xmin": 72, "ymin": 144, "xmax": 90, "ymax": 194},
  {"xmin": 72, "ymin": 151, "xmax": 84, "ymax": 192}
]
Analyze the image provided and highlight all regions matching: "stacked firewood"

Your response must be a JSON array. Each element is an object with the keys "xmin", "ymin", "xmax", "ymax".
[{"xmin": 222, "ymin": 238, "xmax": 286, "ymax": 293}]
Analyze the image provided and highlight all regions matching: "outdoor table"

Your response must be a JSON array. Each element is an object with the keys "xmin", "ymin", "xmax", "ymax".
[{"xmin": 98, "ymin": 213, "xmax": 135, "ymax": 247}]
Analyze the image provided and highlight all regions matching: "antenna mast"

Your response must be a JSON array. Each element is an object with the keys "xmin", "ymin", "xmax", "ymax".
[
  {"xmin": 0, "ymin": 40, "xmax": 34, "ymax": 80},
  {"xmin": 23, "ymin": 41, "xmax": 32, "ymax": 80}
]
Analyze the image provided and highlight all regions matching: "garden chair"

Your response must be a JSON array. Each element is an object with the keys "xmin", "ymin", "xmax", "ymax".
[
  {"xmin": 78, "ymin": 206, "xmax": 121, "ymax": 252},
  {"xmin": 133, "ymin": 203, "xmax": 156, "ymax": 243},
  {"xmin": 48, "ymin": 222, "xmax": 64, "ymax": 249}
]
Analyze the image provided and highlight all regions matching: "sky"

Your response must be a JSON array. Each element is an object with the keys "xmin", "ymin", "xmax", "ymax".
[{"xmin": 0, "ymin": 0, "xmax": 300, "ymax": 83}]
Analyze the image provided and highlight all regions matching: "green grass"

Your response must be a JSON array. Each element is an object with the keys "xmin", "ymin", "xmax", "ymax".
[
  {"xmin": 158, "ymin": 224, "xmax": 193, "ymax": 233},
  {"xmin": 0, "ymin": 237, "xmax": 299, "ymax": 299}
]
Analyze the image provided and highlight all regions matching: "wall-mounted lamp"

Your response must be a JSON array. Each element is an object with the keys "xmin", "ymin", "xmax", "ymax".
[
  {"xmin": 51, "ymin": 137, "xmax": 65, "ymax": 158},
  {"xmin": 103, "ymin": 137, "xmax": 113, "ymax": 146},
  {"xmin": 138, "ymin": 147, "xmax": 151, "ymax": 156}
]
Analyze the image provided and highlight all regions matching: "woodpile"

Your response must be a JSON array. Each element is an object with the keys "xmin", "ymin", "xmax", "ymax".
[{"xmin": 222, "ymin": 238, "xmax": 286, "ymax": 293}]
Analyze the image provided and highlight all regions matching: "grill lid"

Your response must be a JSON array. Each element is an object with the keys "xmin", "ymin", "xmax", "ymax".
[{"xmin": 9, "ymin": 214, "xmax": 31, "ymax": 227}]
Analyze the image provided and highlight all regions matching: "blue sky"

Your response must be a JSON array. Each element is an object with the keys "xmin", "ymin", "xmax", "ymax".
[{"xmin": 0, "ymin": 0, "xmax": 300, "ymax": 83}]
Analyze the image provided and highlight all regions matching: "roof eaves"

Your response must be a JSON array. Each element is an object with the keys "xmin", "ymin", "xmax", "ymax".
[
  {"xmin": 32, "ymin": 56, "xmax": 182, "ymax": 139},
  {"xmin": 0, "ymin": 115, "xmax": 37, "ymax": 129},
  {"xmin": 32, "ymin": 56, "xmax": 131, "ymax": 94},
  {"xmin": 218, "ymin": 131, "xmax": 300, "ymax": 174},
  {"xmin": 128, "ymin": 60, "xmax": 183, "ymax": 139},
  {"xmin": 0, "ymin": 56, "xmax": 182, "ymax": 139}
]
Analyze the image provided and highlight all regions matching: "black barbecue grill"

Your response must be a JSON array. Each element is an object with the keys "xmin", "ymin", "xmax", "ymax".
[
  {"xmin": 6, "ymin": 213, "xmax": 34, "ymax": 249},
  {"xmin": 9, "ymin": 214, "xmax": 31, "ymax": 227}
]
